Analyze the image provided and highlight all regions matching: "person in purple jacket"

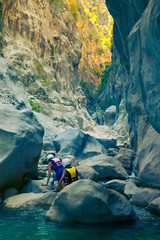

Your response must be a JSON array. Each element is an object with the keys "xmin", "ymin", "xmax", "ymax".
[{"xmin": 41, "ymin": 153, "xmax": 66, "ymax": 191}]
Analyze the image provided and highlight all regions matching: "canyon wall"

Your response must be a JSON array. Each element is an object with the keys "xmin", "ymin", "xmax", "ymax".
[
  {"xmin": 0, "ymin": 0, "xmax": 115, "ymax": 191},
  {"xmin": 106, "ymin": 0, "xmax": 160, "ymax": 188}
]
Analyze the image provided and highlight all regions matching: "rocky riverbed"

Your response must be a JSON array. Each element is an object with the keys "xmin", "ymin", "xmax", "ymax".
[{"xmin": 1, "ymin": 130, "xmax": 160, "ymax": 223}]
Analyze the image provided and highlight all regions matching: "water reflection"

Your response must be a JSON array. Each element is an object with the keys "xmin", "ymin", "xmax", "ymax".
[{"xmin": 0, "ymin": 207, "xmax": 159, "ymax": 240}]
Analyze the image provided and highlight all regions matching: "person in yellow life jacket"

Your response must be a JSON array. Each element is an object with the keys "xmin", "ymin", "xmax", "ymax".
[{"xmin": 62, "ymin": 158, "xmax": 84, "ymax": 186}]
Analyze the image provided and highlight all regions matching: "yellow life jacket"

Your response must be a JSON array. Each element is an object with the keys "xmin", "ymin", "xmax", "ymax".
[{"xmin": 65, "ymin": 167, "xmax": 78, "ymax": 185}]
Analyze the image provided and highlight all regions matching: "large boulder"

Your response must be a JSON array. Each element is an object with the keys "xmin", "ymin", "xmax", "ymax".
[
  {"xmin": 46, "ymin": 179, "xmax": 135, "ymax": 223},
  {"xmin": 79, "ymin": 154, "xmax": 122, "ymax": 167},
  {"xmin": 96, "ymin": 138, "xmax": 117, "ymax": 150},
  {"xmin": 134, "ymin": 126, "xmax": 160, "ymax": 189},
  {"xmin": 0, "ymin": 58, "xmax": 44, "ymax": 192},
  {"xmin": 90, "ymin": 163, "xmax": 128, "ymax": 181},
  {"xmin": 76, "ymin": 165, "xmax": 99, "ymax": 181},
  {"xmin": 0, "ymin": 105, "xmax": 44, "ymax": 192},
  {"xmin": 34, "ymin": 112, "xmax": 70, "ymax": 151},
  {"xmin": 79, "ymin": 155, "xmax": 128, "ymax": 180},
  {"xmin": 116, "ymin": 148, "xmax": 136, "ymax": 170},
  {"xmin": 105, "ymin": 179, "xmax": 140, "ymax": 200},
  {"xmin": 20, "ymin": 180, "xmax": 51, "ymax": 193},
  {"xmin": 105, "ymin": 179, "xmax": 127, "ymax": 193},
  {"xmin": 104, "ymin": 105, "xmax": 116, "ymax": 126},
  {"xmin": 54, "ymin": 128, "xmax": 107, "ymax": 159},
  {"xmin": 130, "ymin": 188, "xmax": 160, "ymax": 207}
]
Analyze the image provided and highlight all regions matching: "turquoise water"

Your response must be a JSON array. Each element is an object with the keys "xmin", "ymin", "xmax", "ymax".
[{"xmin": 0, "ymin": 207, "xmax": 160, "ymax": 240}]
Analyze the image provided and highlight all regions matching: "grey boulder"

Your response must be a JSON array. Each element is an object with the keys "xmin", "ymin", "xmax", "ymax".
[
  {"xmin": 54, "ymin": 128, "xmax": 107, "ymax": 159},
  {"xmin": 46, "ymin": 179, "xmax": 135, "ymax": 223}
]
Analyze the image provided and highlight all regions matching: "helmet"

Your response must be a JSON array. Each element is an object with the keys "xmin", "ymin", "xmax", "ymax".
[
  {"xmin": 47, "ymin": 154, "xmax": 54, "ymax": 161},
  {"xmin": 62, "ymin": 158, "xmax": 72, "ymax": 167}
]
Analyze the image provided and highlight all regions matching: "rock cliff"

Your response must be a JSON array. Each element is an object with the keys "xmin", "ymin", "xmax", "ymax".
[
  {"xmin": 106, "ymin": 0, "xmax": 160, "ymax": 188},
  {"xmin": 0, "ymin": 0, "xmax": 116, "ymax": 191},
  {"xmin": 1, "ymin": 0, "xmax": 112, "ymax": 132}
]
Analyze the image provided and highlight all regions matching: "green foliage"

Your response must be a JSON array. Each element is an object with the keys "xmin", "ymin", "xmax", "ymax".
[
  {"xmin": 42, "ymin": 79, "xmax": 53, "ymax": 91},
  {"xmin": 0, "ymin": 16, "xmax": 4, "ymax": 32},
  {"xmin": 80, "ymin": 79, "xmax": 95, "ymax": 104},
  {"xmin": 81, "ymin": 14, "xmax": 85, "ymax": 20},
  {"xmin": 90, "ymin": 28, "xmax": 98, "ymax": 37},
  {"xmin": 102, "ymin": 38, "xmax": 111, "ymax": 49},
  {"xmin": 122, "ymin": 109, "xmax": 127, "ymax": 121},
  {"xmin": 92, "ymin": 68, "xmax": 101, "ymax": 78},
  {"xmin": 28, "ymin": 99, "xmax": 40, "ymax": 112},
  {"xmin": 34, "ymin": 62, "xmax": 46, "ymax": 79},
  {"xmin": 96, "ymin": 48, "xmax": 104, "ymax": 55},
  {"xmin": 99, "ymin": 96, "xmax": 108, "ymax": 110},
  {"xmin": 114, "ymin": 59, "xmax": 120, "ymax": 66},
  {"xmin": 95, "ymin": 38, "xmax": 99, "ymax": 44},
  {"xmin": 69, "ymin": 0, "xmax": 79, "ymax": 21},
  {"xmin": 99, "ymin": 63, "xmax": 104, "ymax": 69},
  {"xmin": 96, "ymin": 64, "xmax": 112, "ymax": 97},
  {"xmin": 49, "ymin": 0, "xmax": 64, "ymax": 8}
]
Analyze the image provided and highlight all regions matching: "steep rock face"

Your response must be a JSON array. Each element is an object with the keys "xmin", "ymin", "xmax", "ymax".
[
  {"xmin": 1, "ymin": 0, "xmax": 98, "ymax": 132},
  {"xmin": 106, "ymin": 0, "xmax": 160, "ymax": 188},
  {"xmin": 106, "ymin": 0, "xmax": 149, "ymax": 72},
  {"xmin": 75, "ymin": 0, "xmax": 112, "ymax": 90},
  {"xmin": 1, "ymin": 0, "xmax": 120, "ymax": 139},
  {"xmin": 2, "ymin": 0, "xmax": 82, "ymax": 91},
  {"xmin": 0, "ymin": 57, "xmax": 44, "ymax": 192}
]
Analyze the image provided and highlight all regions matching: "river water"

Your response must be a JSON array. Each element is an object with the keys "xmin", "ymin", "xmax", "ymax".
[{"xmin": 0, "ymin": 206, "xmax": 160, "ymax": 240}]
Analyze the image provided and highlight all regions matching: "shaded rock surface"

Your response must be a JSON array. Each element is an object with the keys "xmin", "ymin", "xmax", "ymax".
[
  {"xmin": 130, "ymin": 188, "xmax": 160, "ymax": 207},
  {"xmin": 106, "ymin": 0, "xmax": 160, "ymax": 188},
  {"xmin": 147, "ymin": 197, "xmax": 160, "ymax": 216},
  {"xmin": 105, "ymin": 179, "xmax": 139, "ymax": 200},
  {"xmin": 3, "ymin": 188, "xmax": 19, "ymax": 200},
  {"xmin": 46, "ymin": 179, "xmax": 135, "ymax": 223},
  {"xmin": 20, "ymin": 180, "xmax": 51, "ymax": 194}
]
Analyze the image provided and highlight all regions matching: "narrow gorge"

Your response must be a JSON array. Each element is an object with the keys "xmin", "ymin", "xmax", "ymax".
[{"xmin": 0, "ymin": 0, "xmax": 160, "ymax": 239}]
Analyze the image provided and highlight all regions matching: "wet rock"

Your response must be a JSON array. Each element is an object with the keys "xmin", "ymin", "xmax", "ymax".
[
  {"xmin": 46, "ymin": 179, "xmax": 135, "ymax": 223},
  {"xmin": 147, "ymin": 197, "xmax": 160, "ymax": 216},
  {"xmin": 130, "ymin": 188, "xmax": 160, "ymax": 207},
  {"xmin": 116, "ymin": 148, "xmax": 136, "ymax": 170}
]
